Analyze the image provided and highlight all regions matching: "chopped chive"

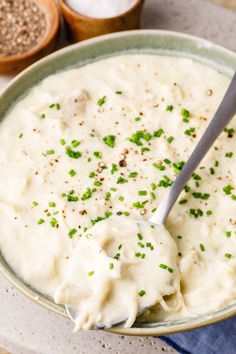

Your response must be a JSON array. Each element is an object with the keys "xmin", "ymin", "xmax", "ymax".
[
  {"xmin": 129, "ymin": 172, "xmax": 138, "ymax": 178},
  {"xmin": 199, "ymin": 243, "xmax": 205, "ymax": 252},
  {"xmin": 226, "ymin": 231, "xmax": 231, "ymax": 238},
  {"xmin": 164, "ymin": 158, "xmax": 171, "ymax": 165},
  {"xmin": 109, "ymin": 263, "xmax": 114, "ymax": 269},
  {"xmin": 48, "ymin": 202, "xmax": 56, "ymax": 208},
  {"xmin": 97, "ymin": 96, "xmax": 106, "ymax": 107},
  {"xmin": 46, "ymin": 149, "xmax": 55, "ymax": 155},
  {"xmin": 179, "ymin": 199, "xmax": 188, "ymax": 205},
  {"xmin": 117, "ymin": 176, "xmax": 128, "ymax": 184},
  {"xmin": 133, "ymin": 201, "xmax": 147, "ymax": 209},
  {"xmin": 67, "ymin": 194, "xmax": 79, "ymax": 202},
  {"xmin": 225, "ymin": 152, "xmax": 233, "ymax": 158},
  {"xmin": 166, "ymin": 105, "xmax": 174, "ymax": 112},
  {"xmin": 19, "ymin": 133, "xmax": 23, "ymax": 138},
  {"xmin": 32, "ymin": 201, "xmax": 38, "ymax": 207},
  {"xmin": 71, "ymin": 140, "xmax": 80, "ymax": 148},
  {"xmin": 105, "ymin": 192, "xmax": 111, "ymax": 201},
  {"xmin": 69, "ymin": 169, "xmax": 76, "ymax": 177},
  {"xmin": 138, "ymin": 290, "xmax": 146, "ymax": 297},
  {"xmin": 118, "ymin": 196, "xmax": 124, "ymax": 201},
  {"xmin": 88, "ymin": 271, "xmax": 95, "ymax": 276},
  {"xmin": 153, "ymin": 162, "xmax": 165, "ymax": 171},
  {"xmin": 66, "ymin": 146, "xmax": 81, "ymax": 159},
  {"xmin": 103, "ymin": 135, "xmax": 116, "ymax": 148},
  {"xmin": 138, "ymin": 190, "xmax": 147, "ymax": 196},
  {"xmin": 153, "ymin": 128, "xmax": 164, "ymax": 138},
  {"xmin": 192, "ymin": 173, "xmax": 201, "ymax": 181},
  {"xmin": 50, "ymin": 217, "xmax": 57, "ymax": 228},
  {"xmin": 37, "ymin": 218, "xmax": 45, "ymax": 225},
  {"xmin": 192, "ymin": 192, "xmax": 210, "ymax": 200},
  {"xmin": 224, "ymin": 253, "xmax": 232, "ymax": 259},
  {"xmin": 167, "ymin": 136, "xmax": 174, "ymax": 144},
  {"xmin": 151, "ymin": 183, "xmax": 157, "ymax": 190},
  {"xmin": 81, "ymin": 188, "xmax": 93, "ymax": 201},
  {"xmin": 89, "ymin": 172, "xmax": 96, "ymax": 178},
  {"xmin": 184, "ymin": 127, "xmax": 195, "ymax": 136},
  {"xmin": 114, "ymin": 253, "xmax": 120, "ymax": 260},
  {"xmin": 111, "ymin": 163, "xmax": 118, "ymax": 174},
  {"xmin": 141, "ymin": 147, "xmax": 150, "ymax": 154},
  {"xmin": 137, "ymin": 242, "xmax": 145, "ymax": 248},
  {"xmin": 210, "ymin": 167, "xmax": 215, "ymax": 175},
  {"xmin": 225, "ymin": 127, "xmax": 234, "ymax": 137},
  {"xmin": 223, "ymin": 185, "xmax": 234, "ymax": 195},
  {"xmin": 146, "ymin": 242, "xmax": 154, "ymax": 250},
  {"xmin": 173, "ymin": 161, "xmax": 185, "ymax": 175},
  {"xmin": 135, "ymin": 117, "xmax": 141, "ymax": 121},
  {"xmin": 68, "ymin": 228, "xmax": 77, "ymax": 238},
  {"xmin": 159, "ymin": 263, "xmax": 167, "ymax": 269},
  {"xmin": 137, "ymin": 233, "xmax": 143, "ymax": 240},
  {"xmin": 116, "ymin": 91, "xmax": 123, "ymax": 95},
  {"xmin": 150, "ymin": 192, "xmax": 156, "ymax": 200},
  {"xmin": 60, "ymin": 138, "xmax": 66, "ymax": 146},
  {"xmin": 94, "ymin": 181, "xmax": 102, "ymax": 187},
  {"xmin": 158, "ymin": 175, "xmax": 173, "ymax": 188},
  {"xmin": 93, "ymin": 151, "xmax": 102, "ymax": 159},
  {"xmin": 181, "ymin": 108, "xmax": 190, "ymax": 122}
]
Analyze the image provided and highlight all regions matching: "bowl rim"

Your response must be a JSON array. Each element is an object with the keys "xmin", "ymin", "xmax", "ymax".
[
  {"xmin": 0, "ymin": 0, "xmax": 60, "ymax": 65},
  {"xmin": 60, "ymin": 0, "xmax": 144, "ymax": 22},
  {"xmin": 0, "ymin": 29, "xmax": 236, "ymax": 336}
]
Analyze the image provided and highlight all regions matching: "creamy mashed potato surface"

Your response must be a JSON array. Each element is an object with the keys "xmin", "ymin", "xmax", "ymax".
[{"xmin": 0, "ymin": 54, "xmax": 236, "ymax": 330}]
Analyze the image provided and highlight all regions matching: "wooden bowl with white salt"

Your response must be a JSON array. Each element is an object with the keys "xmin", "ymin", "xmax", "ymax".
[
  {"xmin": 60, "ymin": 0, "xmax": 144, "ymax": 42},
  {"xmin": 0, "ymin": 0, "xmax": 60, "ymax": 75}
]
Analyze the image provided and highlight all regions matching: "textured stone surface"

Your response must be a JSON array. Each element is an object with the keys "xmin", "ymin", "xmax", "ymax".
[{"xmin": 0, "ymin": 0, "xmax": 236, "ymax": 353}]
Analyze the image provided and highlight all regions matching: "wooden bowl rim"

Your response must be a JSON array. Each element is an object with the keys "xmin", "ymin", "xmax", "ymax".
[
  {"xmin": 60, "ymin": 0, "xmax": 144, "ymax": 22},
  {"xmin": 0, "ymin": 0, "xmax": 60, "ymax": 65}
]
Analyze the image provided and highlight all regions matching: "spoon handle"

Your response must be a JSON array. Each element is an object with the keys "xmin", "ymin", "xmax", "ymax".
[{"xmin": 150, "ymin": 71, "xmax": 236, "ymax": 226}]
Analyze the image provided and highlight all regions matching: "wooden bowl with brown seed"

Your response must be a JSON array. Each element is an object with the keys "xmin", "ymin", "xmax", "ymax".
[
  {"xmin": 60, "ymin": 0, "xmax": 144, "ymax": 42},
  {"xmin": 0, "ymin": 0, "xmax": 60, "ymax": 75}
]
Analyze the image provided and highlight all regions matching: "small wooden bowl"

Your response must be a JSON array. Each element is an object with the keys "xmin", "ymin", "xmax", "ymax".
[
  {"xmin": 60, "ymin": 0, "xmax": 144, "ymax": 42},
  {"xmin": 0, "ymin": 0, "xmax": 60, "ymax": 75}
]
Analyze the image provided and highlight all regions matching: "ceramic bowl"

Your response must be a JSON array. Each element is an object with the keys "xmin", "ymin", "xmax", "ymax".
[
  {"xmin": 0, "ymin": 30, "xmax": 236, "ymax": 336},
  {"xmin": 0, "ymin": 0, "xmax": 60, "ymax": 75},
  {"xmin": 60, "ymin": 0, "xmax": 144, "ymax": 41}
]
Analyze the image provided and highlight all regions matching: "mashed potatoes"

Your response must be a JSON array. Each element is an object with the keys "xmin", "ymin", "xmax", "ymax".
[{"xmin": 0, "ymin": 54, "xmax": 236, "ymax": 329}]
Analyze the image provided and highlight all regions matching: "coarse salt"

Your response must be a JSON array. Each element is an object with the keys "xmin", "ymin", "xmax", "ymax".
[{"xmin": 66, "ymin": 0, "xmax": 138, "ymax": 19}]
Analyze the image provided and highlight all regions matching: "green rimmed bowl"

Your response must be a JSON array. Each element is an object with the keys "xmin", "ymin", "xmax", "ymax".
[{"xmin": 0, "ymin": 30, "xmax": 236, "ymax": 336}]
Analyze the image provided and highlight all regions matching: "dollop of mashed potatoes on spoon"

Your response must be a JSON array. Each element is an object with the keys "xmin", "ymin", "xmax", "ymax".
[{"xmin": 55, "ymin": 216, "xmax": 182, "ymax": 331}]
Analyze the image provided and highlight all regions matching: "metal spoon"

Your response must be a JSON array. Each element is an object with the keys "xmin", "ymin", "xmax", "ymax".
[{"xmin": 66, "ymin": 71, "xmax": 236, "ymax": 329}]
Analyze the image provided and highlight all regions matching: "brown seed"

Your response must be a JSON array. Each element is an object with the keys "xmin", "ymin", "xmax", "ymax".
[
  {"xmin": 0, "ymin": 0, "xmax": 47, "ymax": 57},
  {"xmin": 119, "ymin": 159, "xmax": 127, "ymax": 167},
  {"xmin": 98, "ymin": 161, "xmax": 106, "ymax": 168},
  {"xmin": 140, "ymin": 208, "xmax": 147, "ymax": 215},
  {"xmin": 207, "ymin": 89, "xmax": 213, "ymax": 96}
]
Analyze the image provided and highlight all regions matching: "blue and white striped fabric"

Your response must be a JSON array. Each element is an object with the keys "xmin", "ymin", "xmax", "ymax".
[{"xmin": 160, "ymin": 316, "xmax": 236, "ymax": 354}]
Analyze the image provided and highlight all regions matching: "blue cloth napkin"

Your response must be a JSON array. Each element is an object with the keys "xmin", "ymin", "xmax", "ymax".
[{"xmin": 160, "ymin": 316, "xmax": 236, "ymax": 354}]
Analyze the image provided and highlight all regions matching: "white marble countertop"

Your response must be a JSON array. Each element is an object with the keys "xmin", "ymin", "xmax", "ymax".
[{"xmin": 1, "ymin": 0, "xmax": 236, "ymax": 353}]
